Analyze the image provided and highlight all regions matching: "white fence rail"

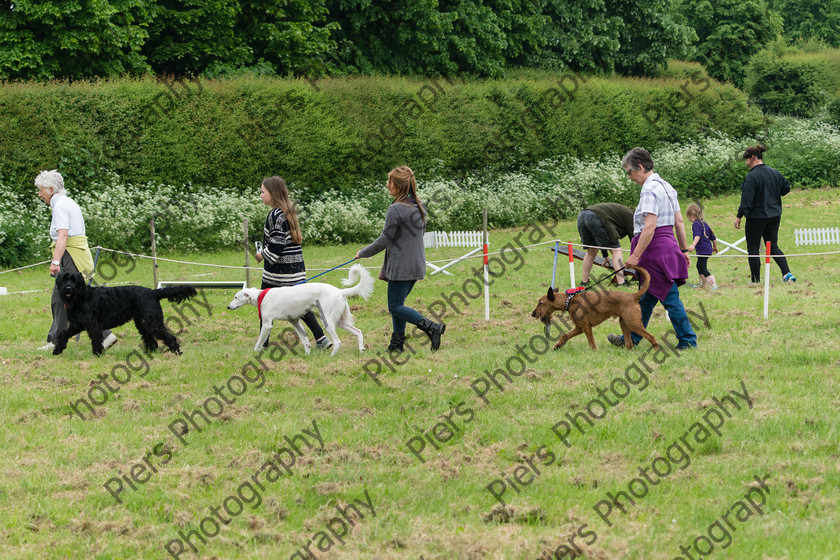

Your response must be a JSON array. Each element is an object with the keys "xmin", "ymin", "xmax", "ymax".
[
  {"xmin": 424, "ymin": 230, "xmax": 485, "ymax": 249},
  {"xmin": 794, "ymin": 227, "xmax": 840, "ymax": 246}
]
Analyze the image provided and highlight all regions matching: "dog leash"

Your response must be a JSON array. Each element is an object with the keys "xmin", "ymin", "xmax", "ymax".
[
  {"xmin": 561, "ymin": 267, "xmax": 628, "ymax": 311},
  {"xmin": 295, "ymin": 257, "xmax": 358, "ymax": 285},
  {"xmin": 583, "ymin": 266, "xmax": 627, "ymax": 291}
]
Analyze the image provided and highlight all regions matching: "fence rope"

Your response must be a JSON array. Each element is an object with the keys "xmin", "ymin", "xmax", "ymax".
[
  {"xmin": 3, "ymin": 240, "xmax": 840, "ymax": 278},
  {"xmin": 0, "ymin": 260, "xmax": 52, "ymax": 274}
]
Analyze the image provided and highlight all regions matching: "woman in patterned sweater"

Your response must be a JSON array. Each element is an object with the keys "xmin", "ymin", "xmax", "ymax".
[{"xmin": 254, "ymin": 176, "xmax": 332, "ymax": 350}]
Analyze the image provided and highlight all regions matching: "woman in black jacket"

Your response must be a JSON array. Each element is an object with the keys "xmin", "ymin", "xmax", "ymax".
[{"xmin": 734, "ymin": 145, "xmax": 796, "ymax": 284}]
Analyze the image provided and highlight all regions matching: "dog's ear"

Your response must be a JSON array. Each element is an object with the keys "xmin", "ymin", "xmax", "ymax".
[{"xmin": 546, "ymin": 286, "xmax": 555, "ymax": 301}]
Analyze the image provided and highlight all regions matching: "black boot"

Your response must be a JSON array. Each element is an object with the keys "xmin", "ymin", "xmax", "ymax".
[
  {"xmin": 388, "ymin": 333, "xmax": 405, "ymax": 353},
  {"xmin": 416, "ymin": 318, "xmax": 445, "ymax": 351}
]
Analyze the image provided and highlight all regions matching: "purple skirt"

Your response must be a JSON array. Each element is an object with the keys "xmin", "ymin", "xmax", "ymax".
[{"xmin": 631, "ymin": 226, "xmax": 688, "ymax": 301}]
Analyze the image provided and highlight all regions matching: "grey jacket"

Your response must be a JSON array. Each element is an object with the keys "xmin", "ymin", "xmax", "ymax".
[{"xmin": 359, "ymin": 199, "xmax": 426, "ymax": 281}]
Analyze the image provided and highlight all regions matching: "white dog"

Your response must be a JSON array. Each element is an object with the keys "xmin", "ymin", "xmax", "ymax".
[{"xmin": 227, "ymin": 263, "xmax": 374, "ymax": 356}]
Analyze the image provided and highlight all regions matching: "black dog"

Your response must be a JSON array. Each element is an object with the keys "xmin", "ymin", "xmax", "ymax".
[{"xmin": 52, "ymin": 271, "xmax": 197, "ymax": 356}]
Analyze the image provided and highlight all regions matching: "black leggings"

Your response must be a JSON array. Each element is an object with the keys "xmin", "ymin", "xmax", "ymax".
[
  {"xmin": 259, "ymin": 281, "xmax": 325, "ymax": 344},
  {"xmin": 695, "ymin": 256, "xmax": 711, "ymax": 277},
  {"xmin": 744, "ymin": 216, "xmax": 790, "ymax": 282}
]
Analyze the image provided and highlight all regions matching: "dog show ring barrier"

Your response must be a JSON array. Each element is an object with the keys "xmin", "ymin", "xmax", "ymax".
[
  {"xmin": 795, "ymin": 227, "xmax": 840, "ymax": 246},
  {"xmin": 8, "ymin": 212, "xmax": 840, "ymax": 326},
  {"xmin": 715, "ymin": 235, "xmax": 748, "ymax": 255},
  {"xmin": 157, "ymin": 280, "xmax": 247, "ymax": 289},
  {"xmin": 423, "ymin": 230, "xmax": 487, "ymax": 276},
  {"xmin": 424, "ymin": 209, "xmax": 491, "ymax": 320}
]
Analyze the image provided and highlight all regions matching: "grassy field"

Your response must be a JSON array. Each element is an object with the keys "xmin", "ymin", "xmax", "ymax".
[{"xmin": 1, "ymin": 188, "xmax": 839, "ymax": 560}]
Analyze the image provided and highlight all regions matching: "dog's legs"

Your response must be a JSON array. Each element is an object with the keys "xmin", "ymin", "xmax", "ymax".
[
  {"xmin": 254, "ymin": 320, "xmax": 273, "ymax": 352},
  {"xmin": 619, "ymin": 318, "xmax": 635, "ymax": 350},
  {"xmin": 339, "ymin": 320, "xmax": 364, "ymax": 353},
  {"xmin": 156, "ymin": 325, "xmax": 182, "ymax": 355},
  {"xmin": 634, "ymin": 329, "xmax": 658, "ymax": 349},
  {"xmin": 87, "ymin": 326, "xmax": 105, "ymax": 356},
  {"xmin": 289, "ymin": 318, "xmax": 311, "ymax": 355},
  {"xmin": 52, "ymin": 325, "xmax": 83, "ymax": 355},
  {"xmin": 582, "ymin": 325, "xmax": 598, "ymax": 350},
  {"xmin": 620, "ymin": 317, "xmax": 658, "ymax": 349},
  {"xmin": 553, "ymin": 326, "xmax": 583, "ymax": 350},
  {"xmin": 136, "ymin": 318, "xmax": 160, "ymax": 353},
  {"xmin": 323, "ymin": 324, "xmax": 342, "ymax": 357}
]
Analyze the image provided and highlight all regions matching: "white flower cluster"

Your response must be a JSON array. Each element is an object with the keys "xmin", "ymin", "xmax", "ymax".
[
  {"xmin": 0, "ymin": 193, "xmax": 51, "ymax": 258},
  {"xmin": 300, "ymin": 196, "xmax": 383, "ymax": 244},
  {"xmin": 654, "ymin": 133, "xmax": 745, "ymax": 177},
  {"xmin": 71, "ymin": 173, "xmax": 267, "ymax": 252},
  {"xmin": 770, "ymin": 117, "xmax": 840, "ymax": 151},
  {"xmin": 760, "ymin": 117, "xmax": 840, "ymax": 188},
  {"xmin": 420, "ymin": 157, "xmax": 635, "ymax": 231},
  {"xmin": 3, "ymin": 119, "xmax": 839, "ymax": 265}
]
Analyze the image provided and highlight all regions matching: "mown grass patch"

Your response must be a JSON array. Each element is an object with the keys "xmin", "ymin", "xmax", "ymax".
[{"xmin": 1, "ymin": 188, "xmax": 839, "ymax": 559}]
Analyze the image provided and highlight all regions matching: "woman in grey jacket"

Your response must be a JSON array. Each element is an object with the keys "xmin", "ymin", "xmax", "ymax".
[{"xmin": 355, "ymin": 166, "xmax": 445, "ymax": 352}]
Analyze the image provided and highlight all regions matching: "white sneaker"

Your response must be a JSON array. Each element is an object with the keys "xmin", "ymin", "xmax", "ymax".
[
  {"xmin": 103, "ymin": 333, "xmax": 118, "ymax": 350},
  {"xmin": 37, "ymin": 342, "xmax": 55, "ymax": 351}
]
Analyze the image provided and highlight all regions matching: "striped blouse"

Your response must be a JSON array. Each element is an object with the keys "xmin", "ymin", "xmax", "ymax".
[{"xmin": 261, "ymin": 207, "xmax": 306, "ymax": 287}]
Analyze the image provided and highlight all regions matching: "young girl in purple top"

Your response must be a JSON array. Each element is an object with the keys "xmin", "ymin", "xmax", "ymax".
[{"xmin": 686, "ymin": 204, "xmax": 719, "ymax": 290}]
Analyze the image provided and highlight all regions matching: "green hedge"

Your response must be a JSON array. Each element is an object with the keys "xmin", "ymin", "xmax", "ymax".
[
  {"xmin": 746, "ymin": 47, "xmax": 840, "ymax": 116},
  {"xmin": 0, "ymin": 73, "xmax": 764, "ymax": 198},
  {"xmin": 5, "ymin": 116, "xmax": 840, "ymax": 268},
  {"xmin": 827, "ymin": 94, "xmax": 840, "ymax": 127}
]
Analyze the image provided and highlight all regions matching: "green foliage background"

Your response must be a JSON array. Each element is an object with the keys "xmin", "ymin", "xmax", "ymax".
[
  {"xmin": 0, "ymin": 0, "xmax": 693, "ymax": 80},
  {"xmin": 746, "ymin": 44, "xmax": 840, "ymax": 117},
  {"xmin": 0, "ymin": 73, "xmax": 764, "ymax": 197}
]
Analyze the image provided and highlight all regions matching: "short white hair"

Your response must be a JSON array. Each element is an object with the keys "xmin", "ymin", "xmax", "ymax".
[{"xmin": 35, "ymin": 169, "xmax": 64, "ymax": 193}]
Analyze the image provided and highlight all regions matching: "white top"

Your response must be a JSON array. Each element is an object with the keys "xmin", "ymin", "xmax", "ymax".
[
  {"xmin": 633, "ymin": 173, "xmax": 680, "ymax": 236},
  {"xmin": 49, "ymin": 192, "xmax": 86, "ymax": 240}
]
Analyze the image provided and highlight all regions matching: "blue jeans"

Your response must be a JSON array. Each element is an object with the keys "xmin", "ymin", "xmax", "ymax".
[
  {"xmin": 388, "ymin": 280, "xmax": 424, "ymax": 335},
  {"xmin": 625, "ymin": 283, "xmax": 697, "ymax": 348}
]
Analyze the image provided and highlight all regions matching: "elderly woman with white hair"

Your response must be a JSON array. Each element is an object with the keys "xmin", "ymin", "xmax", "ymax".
[{"xmin": 35, "ymin": 170, "xmax": 116, "ymax": 352}]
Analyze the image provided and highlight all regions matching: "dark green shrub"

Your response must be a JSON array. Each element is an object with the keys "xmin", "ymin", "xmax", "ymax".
[
  {"xmin": 826, "ymin": 93, "xmax": 840, "ymax": 127},
  {"xmin": 0, "ymin": 73, "xmax": 764, "ymax": 200},
  {"xmin": 746, "ymin": 47, "xmax": 840, "ymax": 116}
]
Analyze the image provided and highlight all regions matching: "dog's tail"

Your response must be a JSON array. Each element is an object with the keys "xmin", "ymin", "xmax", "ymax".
[
  {"xmin": 340, "ymin": 263, "xmax": 375, "ymax": 300},
  {"xmin": 632, "ymin": 266, "xmax": 651, "ymax": 300},
  {"xmin": 153, "ymin": 285, "xmax": 198, "ymax": 304}
]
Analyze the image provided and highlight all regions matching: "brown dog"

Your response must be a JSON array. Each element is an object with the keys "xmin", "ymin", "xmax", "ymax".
[{"xmin": 531, "ymin": 267, "xmax": 658, "ymax": 350}]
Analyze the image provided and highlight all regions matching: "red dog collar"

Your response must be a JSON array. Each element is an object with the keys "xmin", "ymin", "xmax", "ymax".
[
  {"xmin": 564, "ymin": 286, "xmax": 586, "ymax": 311},
  {"xmin": 257, "ymin": 288, "xmax": 271, "ymax": 320}
]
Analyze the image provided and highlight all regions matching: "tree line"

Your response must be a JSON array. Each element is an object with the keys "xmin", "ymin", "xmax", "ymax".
[{"xmin": 2, "ymin": 0, "xmax": 839, "ymax": 85}]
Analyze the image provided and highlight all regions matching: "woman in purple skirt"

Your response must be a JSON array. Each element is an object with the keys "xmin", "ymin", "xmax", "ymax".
[{"xmin": 607, "ymin": 147, "xmax": 697, "ymax": 350}]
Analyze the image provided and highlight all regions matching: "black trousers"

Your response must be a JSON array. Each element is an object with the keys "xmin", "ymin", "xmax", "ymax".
[
  {"xmin": 259, "ymin": 281, "xmax": 325, "ymax": 345},
  {"xmin": 744, "ymin": 216, "xmax": 791, "ymax": 282}
]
